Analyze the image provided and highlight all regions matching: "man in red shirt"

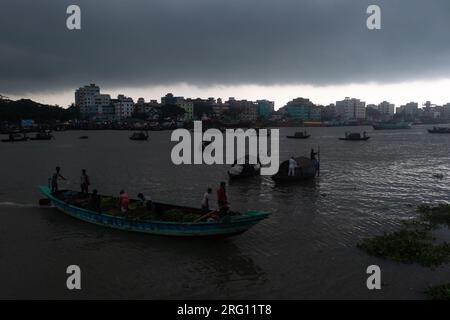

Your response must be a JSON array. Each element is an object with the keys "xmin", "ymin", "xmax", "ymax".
[{"xmin": 217, "ymin": 181, "xmax": 229, "ymax": 215}]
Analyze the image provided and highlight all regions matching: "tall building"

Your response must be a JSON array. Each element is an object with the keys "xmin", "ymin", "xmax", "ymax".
[
  {"xmin": 177, "ymin": 100, "xmax": 194, "ymax": 120},
  {"xmin": 335, "ymin": 97, "xmax": 366, "ymax": 121},
  {"xmin": 227, "ymin": 99, "xmax": 259, "ymax": 122},
  {"xmin": 75, "ymin": 83, "xmax": 112, "ymax": 119},
  {"xmin": 280, "ymin": 98, "xmax": 320, "ymax": 121},
  {"xmin": 397, "ymin": 102, "xmax": 419, "ymax": 115},
  {"xmin": 377, "ymin": 101, "xmax": 395, "ymax": 117},
  {"xmin": 113, "ymin": 94, "xmax": 135, "ymax": 121},
  {"xmin": 257, "ymin": 100, "xmax": 275, "ymax": 119}
]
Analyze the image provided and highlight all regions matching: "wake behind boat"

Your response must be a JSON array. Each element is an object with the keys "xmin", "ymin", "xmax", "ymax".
[{"xmin": 39, "ymin": 186, "xmax": 270, "ymax": 237}]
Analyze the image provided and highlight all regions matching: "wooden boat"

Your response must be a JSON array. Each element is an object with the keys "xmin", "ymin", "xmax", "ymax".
[
  {"xmin": 1, "ymin": 133, "xmax": 29, "ymax": 142},
  {"xmin": 428, "ymin": 127, "xmax": 450, "ymax": 134},
  {"xmin": 228, "ymin": 156, "xmax": 261, "ymax": 179},
  {"xmin": 339, "ymin": 132, "xmax": 370, "ymax": 141},
  {"xmin": 130, "ymin": 131, "xmax": 149, "ymax": 141},
  {"xmin": 286, "ymin": 131, "xmax": 310, "ymax": 139},
  {"xmin": 271, "ymin": 157, "xmax": 318, "ymax": 182},
  {"xmin": 39, "ymin": 186, "xmax": 270, "ymax": 237}
]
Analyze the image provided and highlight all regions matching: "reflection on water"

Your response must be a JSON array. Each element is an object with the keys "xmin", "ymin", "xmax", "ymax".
[{"xmin": 1, "ymin": 126, "xmax": 450, "ymax": 299}]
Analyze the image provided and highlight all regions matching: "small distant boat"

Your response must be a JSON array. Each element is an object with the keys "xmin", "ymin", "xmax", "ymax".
[
  {"xmin": 228, "ymin": 156, "xmax": 261, "ymax": 179},
  {"xmin": 271, "ymin": 157, "xmax": 318, "ymax": 182},
  {"xmin": 373, "ymin": 122, "xmax": 412, "ymax": 130},
  {"xmin": 286, "ymin": 131, "xmax": 310, "ymax": 139},
  {"xmin": 428, "ymin": 127, "xmax": 450, "ymax": 134},
  {"xmin": 39, "ymin": 186, "xmax": 270, "ymax": 237},
  {"xmin": 339, "ymin": 132, "xmax": 370, "ymax": 141},
  {"xmin": 130, "ymin": 131, "xmax": 149, "ymax": 141},
  {"xmin": 30, "ymin": 131, "xmax": 54, "ymax": 141},
  {"xmin": 79, "ymin": 136, "xmax": 89, "ymax": 140},
  {"xmin": 1, "ymin": 133, "xmax": 29, "ymax": 142}
]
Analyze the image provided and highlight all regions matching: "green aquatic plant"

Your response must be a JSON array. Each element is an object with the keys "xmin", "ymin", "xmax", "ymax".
[
  {"xmin": 357, "ymin": 229, "xmax": 450, "ymax": 267},
  {"xmin": 418, "ymin": 204, "xmax": 450, "ymax": 228},
  {"xmin": 358, "ymin": 204, "xmax": 450, "ymax": 267},
  {"xmin": 425, "ymin": 283, "xmax": 450, "ymax": 300}
]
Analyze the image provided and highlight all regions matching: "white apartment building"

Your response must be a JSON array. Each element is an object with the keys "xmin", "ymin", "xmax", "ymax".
[
  {"xmin": 113, "ymin": 95, "xmax": 135, "ymax": 121},
  {"xmin": 397, "ymin": 102, "xmax": 419, "ymax": 115},
  {"xmin": 75, "ymin": 83, "xmax": 112, "ymax": 119},
  {"xmin": 377, "ymin": 101, "xmax": 395, "ymax": 117},
  {"xmin": 335, "ymin": 97, "xmax": 366, "ymax": 121}
]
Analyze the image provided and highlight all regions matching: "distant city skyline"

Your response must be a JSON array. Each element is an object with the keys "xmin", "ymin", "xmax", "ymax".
[{"xmin": 7, "ymin": 78, "xmax": 450, "ymax": 110}]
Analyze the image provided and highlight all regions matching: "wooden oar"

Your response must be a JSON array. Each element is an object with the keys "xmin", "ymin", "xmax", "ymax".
[{"xmin": 193, "ymin": 210, "xmax": 217, "ymax": 223}]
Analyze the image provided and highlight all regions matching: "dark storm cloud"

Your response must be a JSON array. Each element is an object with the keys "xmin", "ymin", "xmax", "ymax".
[{"xmin": 1, "ymin": 0, "xmax": 450, "ymax": 94}]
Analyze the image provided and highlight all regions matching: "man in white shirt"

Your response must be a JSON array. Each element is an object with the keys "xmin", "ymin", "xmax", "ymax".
[
  {"xmin": 288, "ymin": 156, "xmax": 297, "ymax": 177},
  {"xmin": 201, "ymin": 188, "xmax": 212, "ymax": 212}
]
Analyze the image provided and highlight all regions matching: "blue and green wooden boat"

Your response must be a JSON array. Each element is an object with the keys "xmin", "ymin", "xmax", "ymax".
[{"xmin": 39, "ymin": 186, "xmax": 270, "ymax": 237}]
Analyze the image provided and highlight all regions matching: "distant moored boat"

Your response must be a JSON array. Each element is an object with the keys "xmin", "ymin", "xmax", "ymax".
[
  {"xmin": 373, "ymin": 122, "xmax": 412, "ymax": 130},
  {"xmin": 339, "ymin": 132, "xmax": 370, "ymax": 141},
  {"xmin": 428, "ymin": 127, "xmax": 450, "ymax": 134}
]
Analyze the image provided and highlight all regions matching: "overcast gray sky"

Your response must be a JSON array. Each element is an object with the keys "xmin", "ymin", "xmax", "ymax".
[{"xmin": 1, "ymin": 0, "xmax": 450, "ymax": 107}]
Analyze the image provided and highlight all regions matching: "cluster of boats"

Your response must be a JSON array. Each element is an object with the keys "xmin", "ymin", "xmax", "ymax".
[{"xmin": 1, "ymin": 131, "xmax": 54, "ymax": 142}]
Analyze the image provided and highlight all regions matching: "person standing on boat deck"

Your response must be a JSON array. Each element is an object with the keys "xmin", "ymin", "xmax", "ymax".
[
  {"xmin": 201, "ymin": 188, "xmax": 212, "ymax": 212},
  {"xmin": 217, "ymin": 182, "xmax": 229, "ymax": 215},
  {"xmin": 310, "ymin": 148, "xmax": 317, "ymax": 161},
  {"xmin": 51, "ymin": 166, "xmax": 66, "ymax": 193},
  {"xmin": 119, "ymin": 190, "xmax": 130, "ymax": 214},
  {"xmin": 288, "ymin": 156, "xmax": 297, "ymax": 177},
  {"xmin": 80, "ymin": 169, "xmax": 90, "ymax": 194}
]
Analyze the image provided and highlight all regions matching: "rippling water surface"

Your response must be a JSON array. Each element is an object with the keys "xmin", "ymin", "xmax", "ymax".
[{"xmin": 1, "ymin": 125, "xmax": 450, "ymax": 299}]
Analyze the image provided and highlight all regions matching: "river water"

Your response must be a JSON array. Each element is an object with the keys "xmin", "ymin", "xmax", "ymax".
[{"xmin": 1, "ymin": 126, "xmax": 449, "ymax": 299}]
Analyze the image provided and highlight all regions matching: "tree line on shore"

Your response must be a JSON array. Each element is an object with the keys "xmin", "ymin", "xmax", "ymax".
[{"xmin": 0, "ymin": 98, "xmax": 79, "ymax": 123}]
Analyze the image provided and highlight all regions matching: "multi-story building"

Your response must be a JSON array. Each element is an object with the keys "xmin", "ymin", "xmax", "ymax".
[
  {"xmin": 397, "ymin": 102, "xmax": 419, "ymax": 116},
  {"xmin": 227, "ymin": 99, "xmax": 259, "ymax": 122},
  {"xmin": 177, "ymin": 100, "xmax": 194, "ymax": 120},
  {"xmin": 280, "ymin": 98, "xmax": 320, "ymax": 121},
  {"xmin": 75, "ymin": 83, "xmax": 112, "ymax": 120},
  {"xmin": 256, "ymin": 100, "xmax": 275, "ymax": 119},
  {"xmin": 161, "ymin": 93, "xmax": 184, "ymax": 105},
  {"xmin": 113, "ymin": 94, "xmax": 135, "ymax": 121},
  {"xmin": 335, "ymin": 97, "xmax": 366, "ymax": 121},
  {"xmin": 441, "ymin": 103, "xmax": 450, "ymax": 120},
  {"xmin": 377, "ymin": 101, "xmax": 395, "ymax": 118}
]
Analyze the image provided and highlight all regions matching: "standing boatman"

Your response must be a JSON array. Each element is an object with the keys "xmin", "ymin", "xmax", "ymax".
[
  {"xmin": 288, "ymin": 156, "xmax": 297, "ymax": 177},
  {"xmin": 217, "ymin": 182, "xmax": 229, "ymax": 216},
  {"xmin": 51, "ymin": 166, "xmax": 66, "ymax": 193},
  {"xmin": 80, "ymin": 169, "xmax": 90, "ymax": 194}
]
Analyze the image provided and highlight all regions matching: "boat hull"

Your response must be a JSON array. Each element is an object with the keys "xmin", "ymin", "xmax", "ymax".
[{"xmin": 39, "ymin": 186, "xmax": 269, "ymax": 237}]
